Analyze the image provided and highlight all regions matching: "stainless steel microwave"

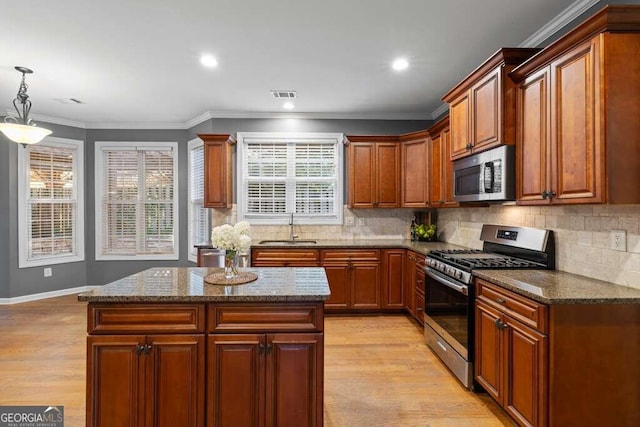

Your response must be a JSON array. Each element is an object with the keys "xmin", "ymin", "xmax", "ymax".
[{"xmin": 453, "ymin": 145, "xmax": 515, "ymax": 202}]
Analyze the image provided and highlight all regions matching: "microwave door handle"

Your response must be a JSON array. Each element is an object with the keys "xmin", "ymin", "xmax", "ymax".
[
  {"xmin": 483, "ymin": 162, "xmax": 494, "ymax": 193},
  {"xmin": 425, "ymin": 268, "xmax": 468, "ymax": 295}
]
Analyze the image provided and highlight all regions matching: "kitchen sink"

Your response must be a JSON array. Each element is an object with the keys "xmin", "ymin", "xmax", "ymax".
[{"xmin": 258, "ymin": 239, "xmax": 317, "ymax": 245}]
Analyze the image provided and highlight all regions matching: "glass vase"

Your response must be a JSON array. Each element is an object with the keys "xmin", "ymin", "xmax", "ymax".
[{"xmin": 224, "ymin": 250, "xmax": 239, "ymax": 279}]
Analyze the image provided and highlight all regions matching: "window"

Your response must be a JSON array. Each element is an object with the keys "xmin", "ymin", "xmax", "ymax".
[
  {"xmin": 188, "ymin": 138, "xmax": 208, "ymax": 262},
  {"xmin": 237, "ymin": 132, "xmax": 344, "ymax": 225},
  {"xmin": 18, "ymin": 137, "xmax": 85, "ymax": 268},
  {"xmin": 95, "ymin": 141, "xmax": 179, "ymax": 260}
]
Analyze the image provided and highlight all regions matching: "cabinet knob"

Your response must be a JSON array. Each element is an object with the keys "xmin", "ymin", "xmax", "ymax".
[
  {"xmin": 258, "ymin": 343, "xmax": 265, "ymax": 354},
  {"xmin": 136, "ymin": 343, "xmax": 145, "ymax": 356},
  {"xmin": 144, "ymin": 344, "xmax": 153, "ymax": 354},
  {"xmin": 494, "ymin": 319, "xmax": 508, "ymax": 330},
  {"xmin": 495, "ymin": 297, "xmax": 506, "ymax": 304}
]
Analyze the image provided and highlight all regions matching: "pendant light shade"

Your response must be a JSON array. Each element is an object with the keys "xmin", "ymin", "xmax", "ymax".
[{"xmin": 0, "ymin": 66, "xmax": 52, "ymax": 146}]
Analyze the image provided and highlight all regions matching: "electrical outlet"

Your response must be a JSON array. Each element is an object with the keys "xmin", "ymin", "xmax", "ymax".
[
  {"xmin": 610, "ymin": 230, "xmax": 627, "ymax": 252},
  {"xmin": 44, "ymin": 267, "xmax": 52, "ymax": 277},
  {"xmin": 344, "ymin": 216, "xmax": 355, "ymax": 226}
]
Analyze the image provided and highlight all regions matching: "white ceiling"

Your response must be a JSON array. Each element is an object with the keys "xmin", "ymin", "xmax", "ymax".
[{"xmin": 0, "ymin": 0, "xmax": 597, "ymax": 128}]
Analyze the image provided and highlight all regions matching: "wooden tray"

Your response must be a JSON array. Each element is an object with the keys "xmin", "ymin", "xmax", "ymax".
[{"xmin": 204, "ymin": 271, "xmax": 258, "ymax": 285}]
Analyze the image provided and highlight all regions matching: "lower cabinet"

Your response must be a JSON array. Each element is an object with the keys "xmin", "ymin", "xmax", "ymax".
[
  {"xmin": 321, "ymin": 249, "xmax": 381, "ymax": 310},
  {"xmin": 87, "ymin": 334, "xmax": 205, "ymax": 427},
  {"xmin": 208, "ymin": 333, "xmax": 323, "ymax": 427},
  {"xmin": 475, "ymin": 301, "xmax": 546, "ymax": 427},
  {"xmin": 404, "ymin": 250, "xmax": 425, "ymax": 323},
  {"xmin": 382, "ymin": 249, "xmax": 405, "ymax": 309}
]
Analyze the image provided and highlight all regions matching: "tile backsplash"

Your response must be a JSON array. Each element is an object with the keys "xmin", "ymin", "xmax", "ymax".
[
  {"xmin": 211, "ymin": 205, "xmax": 414, "ymax": 242},
  {"xmin": 209, "ymin": 204, "xmax": 640, "ymax": 289},
  {"xmin": 436, "ymin": 205, "xmax": 640, "ymax": 290}
]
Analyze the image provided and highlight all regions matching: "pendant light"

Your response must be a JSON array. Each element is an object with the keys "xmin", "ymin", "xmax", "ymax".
[{"xmin": 0, "ymin": 66, "xmax": 52, "ymax": 146}]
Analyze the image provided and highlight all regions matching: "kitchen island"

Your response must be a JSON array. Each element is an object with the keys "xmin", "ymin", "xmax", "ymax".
[{"xmin": 78, "ymin": 267, "xmax": 330, "ymax": 427}]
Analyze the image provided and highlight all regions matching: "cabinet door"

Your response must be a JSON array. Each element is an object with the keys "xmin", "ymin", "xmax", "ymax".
[
  {"xmin": 441, "ymin": 127, "xmax": 459, "ymax": 207},
  {"xmin": 475, "ymin": 302, "xmax": 503, "ymax": 403},
  {"xmin": 382, "ymin": 249, "xmax": 405, "ymax": 308},
  {"xmin": 450, "ymin": 92, "xmax": 471, "ymax": 160},
  {"xmin": 550, "ymin": 38, "xmax": 603, "ymax": 204},
  {"xmin": 375, "ymin": 142, "xmax": 401, "ymax": 207},
  {"xmin": 517, "ymin": 67, "xmax": 551, "ymax": 205},
  {"xmin": 351, "ymin": 262, "xmax": 381, "ymax": 309},
  {"xmin": 87, "ymin": 336, "xmax": 145, "ymax": 427},
  {"xmin": 146, "ymin": 335, "xmax": 205, "ymax": 427},
  {"xmin": 202, "ymin": 135, "xmax": 233, "ymax": 208},
  {"xmin": 322, "ymin": 264, "xmax": 350, "ymax": 310},
  {"xmin": 348, "ymin": 142, "xmax": 376, "ymax": 208},
  {"xmin": 503, "ymin": 318, "xmax": 547, "ymax": 427},
  {"xmin": 429, "ymin": 131, "xmax": 444, "ymax": 207},
  {"xmin": 404, "ymin": 252, "xmax": 417, "ymax": 316},
  {"xmin": 207, "ymin": 335, "xmax": 265, "ymax": 427},
  {"xmin": 472, "ymin": 67, "xmax": 501, "ymax": 152},
  {"xmin": 402, "ymin": 137, "xmax": 429, "ymax": 207},
  {"xmin": 266, "ymin": 333, "xmax": 323, "ymax": 427}
]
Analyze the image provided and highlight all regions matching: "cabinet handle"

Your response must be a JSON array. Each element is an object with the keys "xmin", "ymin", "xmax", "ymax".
[
  {"xmin": 136, "ymin": 343, "xmax": 145, "ymax": 356},
  {"xmin": 494, "ymin": 319, "xmax": 508, "ymax": 330},
  {"xmin": 495, "ymin": 297, "xmax": 506, "ymax": 304},
  {"xmin": 144, "ymin": 344, "xmax": 152, "ymax": 355},
  {"xmin": 548, "ymin": 191, "xmax": 556, "ymax": 198},
  {"xmin": 541, "ymin": 190, "xmax": 549, "ymax": 199}
]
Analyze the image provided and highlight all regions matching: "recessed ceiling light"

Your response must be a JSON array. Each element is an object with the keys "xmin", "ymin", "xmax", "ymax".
[
  {"xmin": 200, "ymin": 54, "xmax": 218, "ymax": 68},
  {"xmin": 283, "ymin": 102, "xmax": 295, "ymax": 110},
  {"xmin": 392, "ymin": 58, "xmax": 409, "ymax": 71}
]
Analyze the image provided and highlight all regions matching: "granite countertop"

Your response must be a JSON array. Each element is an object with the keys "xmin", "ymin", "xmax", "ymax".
[
  {"xmin": 77, "ymin": 267, "xmax": 331, "ymax": 303},
  {"xmin": 197, "ymin": 239, "xmax": 467, "ymax": 256},
  {"xmin": 474, "ymin": 269, "xmax": 640, "ymax": 305}
]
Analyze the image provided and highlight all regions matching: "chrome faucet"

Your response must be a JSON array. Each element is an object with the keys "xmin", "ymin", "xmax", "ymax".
[{"xmin": 289, "ymin": 212, "xmax": 299, "ymax": 241}]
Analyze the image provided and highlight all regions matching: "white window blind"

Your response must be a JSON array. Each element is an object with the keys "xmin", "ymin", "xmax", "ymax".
[
  {"xmin": 188, "ymin": 138, "xmax": 208, "ymax": 262},
  {"xmin": 18, "ymin": 137, "xmax": 85, "ymax": 268},
  {"xmin": 237, "ymin": 133, "xmax": 343, "ymax": 225},
  {"xmin": 95, "ymin": 142, "xmax": 179, "ymax": 260}
]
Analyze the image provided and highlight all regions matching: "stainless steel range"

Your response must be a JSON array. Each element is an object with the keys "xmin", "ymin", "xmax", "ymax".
[{"xmin": 423, "ymin": 224, "xmax": 554, "ymax": 389}]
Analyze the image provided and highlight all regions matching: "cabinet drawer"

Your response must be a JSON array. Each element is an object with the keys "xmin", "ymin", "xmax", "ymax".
[
  {"xmin": 208, "ymin": 303, "xmax": 323, "ymax": 333},
  {"xmin": 476, "ymin": 279, "xmax": 548, "ymax": 333},
  {"xmin": 320, "ymin": 249, "xmax": 381, "ymax": 262},
  {"xmin": 251, "ymin": 249, "xmax": 320, "ymax": 266},
  {"xmin": 88, "ymin": 304, "xmax": 205, "ymax": 334}
]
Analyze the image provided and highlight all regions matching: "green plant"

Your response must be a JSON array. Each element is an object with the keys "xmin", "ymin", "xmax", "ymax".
[{"xmin": 414, "ymin": 223, "xmax": 437, "ymax": 241}]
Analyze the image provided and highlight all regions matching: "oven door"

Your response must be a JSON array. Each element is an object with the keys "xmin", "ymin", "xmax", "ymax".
[{"xmin": 423, "ymin": 267, "xmax": 472, "ymax": 360}]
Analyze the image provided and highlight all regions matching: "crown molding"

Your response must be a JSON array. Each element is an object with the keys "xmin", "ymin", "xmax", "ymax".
[
  {"xmin": 86, "ymin": 122, "xmax": 187, "ymax": 130},
  {"xmin": 430, "ymin": 103, "xmax": 449, "ymax": 120},
  {"xmin": 519, "ymin": 0, "xmax": 600, "ymax": 47},
  {"xmin": 193, "ymin": 110, "xmax": 431, "ymax": 121},
  {"xmin": 28, "ymin": 113, "xmax": 87, "ymax": 129}
]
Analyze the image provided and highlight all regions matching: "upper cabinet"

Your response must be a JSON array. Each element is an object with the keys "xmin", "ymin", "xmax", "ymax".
[
  {"xmin": 427, "ymin": 116, "xmax": 458, "ymax": 208},
  {"xmin": 443, "ymin": 48, "xmax": 540, "ymax": 161},
  {"xmin": 511, "ymin": 5, "xmax": 640, "ymax": 205},
  {"xmin": 400, "ymin": 131, "xmax": 430, "ymax": 208},
  {"xmin": 199, "ymin": 134, "xmax": 235, "ymax": 208},
  {"xmin": 346, "ymin": 136, "xmax": 400, "ymax": 208}
]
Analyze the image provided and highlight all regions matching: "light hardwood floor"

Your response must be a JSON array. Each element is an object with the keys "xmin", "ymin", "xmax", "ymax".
[{"xmin": 0, "ymin": 295, "xmax": 513, "ymax": 426}]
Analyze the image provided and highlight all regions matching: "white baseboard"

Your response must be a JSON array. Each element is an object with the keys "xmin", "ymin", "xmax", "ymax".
[{"xmin": 0, "ymin": 285, "xmax": 101, "ymax": 305}]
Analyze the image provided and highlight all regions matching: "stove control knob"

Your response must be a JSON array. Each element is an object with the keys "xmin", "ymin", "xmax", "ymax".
[{"xmin": 455, "ymin": 270, "xmax": 463, "ymax": 280}]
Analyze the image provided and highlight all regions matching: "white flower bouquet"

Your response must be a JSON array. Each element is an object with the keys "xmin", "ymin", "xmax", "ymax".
[{"xmin": 211, "ymin": 221, "xmax": 251, "ymax": 278}]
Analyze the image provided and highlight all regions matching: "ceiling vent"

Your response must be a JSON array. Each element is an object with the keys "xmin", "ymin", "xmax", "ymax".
[
  {"xmin": 53, "ymin": 98, "xmax": 85, "ymax": 104},
  {"xmin": 270, "ymin": 90, "xmax": 296, "ymax": 99}
]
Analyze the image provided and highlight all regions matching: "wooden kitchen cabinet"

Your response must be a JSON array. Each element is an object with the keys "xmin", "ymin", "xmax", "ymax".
[
  {"xmin": 199, "ymin": 134, "xmax": 235, "ymax": 208},
  {"xmin": 346, "ymin": 136, "xmax": 400, "ymax": 208},
  {"xmin": 251, "ymin": 248, "xmax": 320, "ymax": 267},
  {"xmin": 512, "ymin": 9, "xmax": 640, "ymax": 205},
  {"xmin": 404, "ymin": 250, "xmax": 425, "ymax": 324},
  {"xmin": 443, "ymin": 48, "xmax": 539, "ymax": 161},
  {"xmin": 381, "ymin": 249, "xmax": 405, "ymax": 309},
  {"xmin": 475, "ymin": 298, "xmax": 546, "ymax": 427},
  {"xmin": 428, "ymin": 116, "xmax": 458, "ymax": 208},
  {"xmin": 208, "ymin": 333, "xmax": 323, "ymax": 427},
  {"xmin": 321, "ymin": 249, "xmax": 381, "ymax": 310},
  {"xmin": 87, "ymin": 334, "xmax": 205, "ymax": 427},
  {"xmin": 400, "ymin": 130, "xmax": 430, "ymax": 208}
]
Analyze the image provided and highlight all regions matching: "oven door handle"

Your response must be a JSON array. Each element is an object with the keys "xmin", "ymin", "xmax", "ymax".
[{"xmin": 425, "ymin": 267, "xmax": 469, "ymax": 295}]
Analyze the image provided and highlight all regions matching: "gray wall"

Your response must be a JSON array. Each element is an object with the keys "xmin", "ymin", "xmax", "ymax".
[
  {"xmin": 0, "ymin": 117, "xmax": 429, "ymax": 296},
  {"xmin": 2, "ymin": 122, "xmax": 88, "ymax": 298}
]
